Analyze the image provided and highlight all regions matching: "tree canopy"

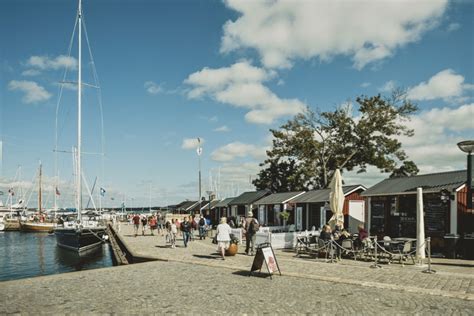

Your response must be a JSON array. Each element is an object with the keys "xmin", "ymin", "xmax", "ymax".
[{"xmin": 253, "ymin": 93, "xmax": 419, "ymax": 192}]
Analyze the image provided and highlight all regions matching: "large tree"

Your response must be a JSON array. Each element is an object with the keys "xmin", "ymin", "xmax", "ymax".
[{"xmin": 254, "ymin": 92, "xmax": 418, "ymax": 191}]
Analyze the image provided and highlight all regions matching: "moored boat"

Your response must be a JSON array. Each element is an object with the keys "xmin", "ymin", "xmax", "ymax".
[
  {"xmin": 20, "ymin": 221, "xmax": 56, "ymax": 232},
  {"xmin": 53, "ymin": 0, "xmax": 106, "ymax": 253}
]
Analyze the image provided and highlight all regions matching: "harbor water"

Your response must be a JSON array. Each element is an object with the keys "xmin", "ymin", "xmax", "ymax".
[{"xmin": 0, "ymin": 231, "xmax": 113, "ymax": 282}]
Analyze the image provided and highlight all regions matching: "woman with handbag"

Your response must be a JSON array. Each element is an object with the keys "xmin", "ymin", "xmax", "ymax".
[{"xmin": 216, "ymin": 217, "xmax": 232, "ymax": 260}]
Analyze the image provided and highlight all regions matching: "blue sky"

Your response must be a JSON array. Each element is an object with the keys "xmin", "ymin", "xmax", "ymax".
[{"xmin": 1, "ymin": 0, "xmax": 473, "ymax": 208}]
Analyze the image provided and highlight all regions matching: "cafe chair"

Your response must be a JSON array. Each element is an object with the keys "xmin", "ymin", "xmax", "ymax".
[
  {"xmin": 395, "ymin": 241, "xmax": 416, "ymax": 265},
  {"xmin": 341, "ymin": 239, "xmax": 356, "ymax": 260}
]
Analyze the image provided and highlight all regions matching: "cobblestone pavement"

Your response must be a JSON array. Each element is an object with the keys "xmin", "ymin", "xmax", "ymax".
[
  {"xmin": 1, "ymin": 224, "xmax": 473, "ymax": 315},
  {"xmin": 119, "ymin": 224, "xmax": 474, "ymax": 301},
  {"xmin": 1, "ymin": 259, "xmax": 473, "ymax": 315}
]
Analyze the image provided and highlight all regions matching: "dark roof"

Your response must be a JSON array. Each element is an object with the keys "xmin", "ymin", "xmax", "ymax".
[
  {"xmin": 175, "ymin": 201, "xmax": 198, "ymax": 211},
  {"xmin": 228, "ymin": 190, "xmax": 271, "ymax": 205},
  {"xmin": 290, "ymin": 185, "xmax": 366, "ymax": 203},
  {"xmin": 255, "ymin": 191, "xmax": 305, "ymax": 205},
  {"xmin": 214, "ymin": 197, "xmax": 235, "ymax": 208},
  {"xmin": 361, "ymin": 170, "xmax": 466, "ymax": 197},
  {"xmin": 200, "ymin": 199, "xmax": 220, "ymax": 210},
  {"xmin": 187, "ymin": 201, "xmax": 206, "ymax": 212}
]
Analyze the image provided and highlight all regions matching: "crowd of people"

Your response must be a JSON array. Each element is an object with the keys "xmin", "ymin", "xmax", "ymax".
[
  {"xmin": 128, "ymin": 213, "xmax": 212, "ymax": 244},
  {"xmin": 125, "ymin": 211, "xmax": 372, "ymax": 261},
  {"xmin": 125, "ymin": 211, "xmax": 262, "ymax": 260}
]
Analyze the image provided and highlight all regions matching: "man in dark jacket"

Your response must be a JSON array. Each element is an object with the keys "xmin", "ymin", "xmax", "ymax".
[{"xmin": 181, "ymin": 216, "xmax": 191, "ymax": 247}]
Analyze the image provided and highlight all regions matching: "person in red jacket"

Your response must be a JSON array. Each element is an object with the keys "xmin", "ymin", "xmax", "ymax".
[{"xmin": 132, "ymin": 214, "xmax": 140, "ymax": 237}]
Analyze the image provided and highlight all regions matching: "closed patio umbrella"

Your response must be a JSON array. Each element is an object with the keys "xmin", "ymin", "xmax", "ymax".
[{"xmin": 328, "ymin": 169, "xmax": 345, "ymax": 228}]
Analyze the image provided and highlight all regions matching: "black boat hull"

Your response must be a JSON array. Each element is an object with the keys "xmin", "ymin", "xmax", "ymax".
[{"xmin": 55, "ymin": 227, "xmax": 106, "ymax": 253}]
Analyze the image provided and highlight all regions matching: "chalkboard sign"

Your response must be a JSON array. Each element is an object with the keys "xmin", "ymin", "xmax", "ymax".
[
  {"xmin": 424, "ymin": 195, "xmax": 447, "ymax": 236},
  {"xmin": 371, "ymin": 199, "xmax": 386, "ymax": 234},
  {"xmin": 249, "ymin": 243, "xmax": 281, "ymax": 279}
]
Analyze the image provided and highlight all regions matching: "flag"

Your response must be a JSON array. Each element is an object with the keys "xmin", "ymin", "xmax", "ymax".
[
  {"xmin": 55, "ymin": 187, "xmax": 61, "ymax": 196},
  {"xmin": 100, "ymin": 187, "xmax": 106, "ymax": 197},
  {"xmin": 8, "ymin": 188, "xmax": 14, "ymax": 196}
]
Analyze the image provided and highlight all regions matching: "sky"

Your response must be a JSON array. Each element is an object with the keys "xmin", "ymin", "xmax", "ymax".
[{"xmin": 0, "ymin": 0, "xmax": 473, "ymax": 208}]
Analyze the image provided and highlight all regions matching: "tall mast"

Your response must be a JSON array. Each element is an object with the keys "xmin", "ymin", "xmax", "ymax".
[
  {"xmin": 38, "ymin": 162, "xmax": 42, "ymax": 213},
  {"xmin": 77, "ymin": 0, "xmax": 83, "ymax": 221}
]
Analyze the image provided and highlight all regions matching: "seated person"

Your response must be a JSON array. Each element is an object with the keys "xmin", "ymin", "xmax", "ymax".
[
  {"xmin": 319, "ymin": 225, "xmax": 332, "ymax": 242},
  {"xmin": 355, "ymin": 224, "xmax": 368, "ymax": 249}
]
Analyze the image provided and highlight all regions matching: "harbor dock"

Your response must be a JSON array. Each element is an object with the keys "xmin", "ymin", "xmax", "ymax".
[{"xmin": 1, "ymin": 223, "xmax": 473, "ymax": 314}]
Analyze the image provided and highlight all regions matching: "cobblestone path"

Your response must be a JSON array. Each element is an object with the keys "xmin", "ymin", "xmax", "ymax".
[{"xmin": 1, "ymin": 224, "xmax": 473, "ymax": 315}]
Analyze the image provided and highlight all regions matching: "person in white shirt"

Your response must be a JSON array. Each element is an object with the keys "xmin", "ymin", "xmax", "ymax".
[
  {"xmin": 216, "ymin": 217, "xmax": 232, "ymax": 260},
  {"xmin": 170, "ymin": 219, "xmax": 178, "ymax": 248}
]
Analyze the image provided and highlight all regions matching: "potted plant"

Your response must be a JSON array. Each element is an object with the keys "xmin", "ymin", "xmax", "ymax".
[
  {"xmin": 279, "ymin": 211, "xmax": 290, "ymax": 227},
  {"xmin": 225, "ymin": 234, "xmax": 240, "ymax": 256}
]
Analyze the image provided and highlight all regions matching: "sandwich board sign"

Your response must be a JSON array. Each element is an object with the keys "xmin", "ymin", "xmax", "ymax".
[{"xmin": 249, "ymin": 242, "xmax": 281, "ymax": 279}]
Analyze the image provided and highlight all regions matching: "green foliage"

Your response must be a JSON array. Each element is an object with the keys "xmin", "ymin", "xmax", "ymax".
[
  {"xmin": 279, "ymin": 211, "xmax": 290, "ymax": 221},
  {"xmin": 253, "ymin": 92, "xmax": 418, "ymax": 190},
  {"xmin": 390, "ymin": 160, "xmax": 419, "ymax": 178}
]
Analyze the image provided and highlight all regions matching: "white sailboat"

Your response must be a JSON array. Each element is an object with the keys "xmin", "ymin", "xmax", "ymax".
[
  {"xmin": 54, "ymin": 0, "xmax": 106, "ymax": 253},
  {"xmin": 0, "ymin": 166, "xmax": 26, "ymax": 231}
]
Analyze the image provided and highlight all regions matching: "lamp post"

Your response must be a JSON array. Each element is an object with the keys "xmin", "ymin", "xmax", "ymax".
[
  {"xmin": 206, "ymin": 190, "xmax": 213, "ymax": 217},
  {"xmin": 197, "ymin": 138, "xmax": 203, "ymax": 216},
  {"xmin": 457, "ymin": 140, "xmax": 474, "ymax": 210}
]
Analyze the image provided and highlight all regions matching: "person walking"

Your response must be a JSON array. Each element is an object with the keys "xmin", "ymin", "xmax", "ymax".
[
  {"xmin": 170, "ymin": 219, "xmax": 178, "ymax": 248},
  {"xmin": 180, "ymin": 216, "xmax": 191, "ymax": 247},
  {"xmin": 132, "ymin": 214, "xmax": 140, "ymax": 237},
  {"xmin": 157, "ymin": 213, "xmax": 164, "ymax": 236},
  {"xmin": 148, "ymin": 215, "xmax": 157, "ymax": 236},
  {"xmin": 244, "ymin": 212, "xmax": 259, "ymax": 256},
  {"xmin": 175, "ymin": 218, "xmax": 181, "ymax": 236},
  {"xmin": 198, "ymin": 215, "xmax": 207, "ymax": 240},
  {"xmin": 141, "ymin": 215, "xmax": 148, "ymax": 236},
  {"xmin": 216, "ymin": 217, "xmax": 232, "ymax": 260}
]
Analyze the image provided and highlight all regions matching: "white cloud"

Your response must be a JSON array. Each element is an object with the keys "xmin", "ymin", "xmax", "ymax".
[
  {"xmin": 379, "ymin": 80, "xmax": 397, "ymax": 93},
  {"xmin": 144, "ymin": 81, "xmax": 163, "ymax": 95},
  {"xmin": 25, "ymin": 55, "xmax": 77, "ymax": 71},
  {"xmin": 211, "ymin": 142, "xmax": 262, "ymax": 162},
  {"xmin": 184, "ymin": 61, "xmax": 306, "ymax": 124},
  {"xmin": 398, "ymin": 103, "xmax": 473, "ymax": 170},
  {"xmin": 21, "ymin": 69, "xmax": 41, "ymax": 76},
  {"xmin": 181, "ymin": 138, "xmax": 205, "ymax": 150},
  {"xmin": 221, "ymin": 0, "xmax": 447, "ymax": 69},
  {"xmin": 360, "ymin": 82, "xmax": 371, "ymax": 88},
  {"xmin": 407, "ymin": 69, "xmax": 471, "ymax": 101},
  {"xmin": 8, "ymin": 80, "xmax": 52, "ymax": 104},
  {"xmin": 447, "ymin": 22, "xmax": 460, "ymax": 32},
  {"xmin": 214, "ymin": 125, "xmax": 230, "ymax": 132}
]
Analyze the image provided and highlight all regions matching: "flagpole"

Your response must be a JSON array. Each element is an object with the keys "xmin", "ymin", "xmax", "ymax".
[{"xmin": 99, "ymin": 182, "xmax": 102, "ymax": 215}]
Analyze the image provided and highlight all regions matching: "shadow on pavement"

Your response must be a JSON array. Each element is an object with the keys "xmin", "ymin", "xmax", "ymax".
[
  {"xmin": 193, "ymin": 254, "xmax": 219, "ymax": 260},
  {"xmin": 232, "ymin": 270, "xmax": 270, "ymax": 278}
]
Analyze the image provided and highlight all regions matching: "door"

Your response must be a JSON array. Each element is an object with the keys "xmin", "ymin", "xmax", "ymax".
[
  {"xmin": 296, "ymin": 207, "xmax": 302, "ymax": 231},
  {"xmin": 348, "ymin": 200, "xmax": 365, "ymax": 234}
]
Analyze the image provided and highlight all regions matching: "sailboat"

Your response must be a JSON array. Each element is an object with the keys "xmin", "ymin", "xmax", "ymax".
[
  {"xmin": 54, "ymin": 0, "xmax": 106, "ymax": 253},
  {"xmin": 0, "ymin": 166, "xmax": 26, "ymax": 231},
  {"xmin": 20, "ymin": 162, "xmax": 57, "ymax": 232}
]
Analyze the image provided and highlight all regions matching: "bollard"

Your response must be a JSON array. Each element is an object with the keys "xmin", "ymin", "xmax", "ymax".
[
  {"xmin": 370, "ymin": 236, "xmax": 382, "ymax": 269},
  {"xmin": 422, "ymin": 237, "xmax": 436, "ymax": 274}
]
